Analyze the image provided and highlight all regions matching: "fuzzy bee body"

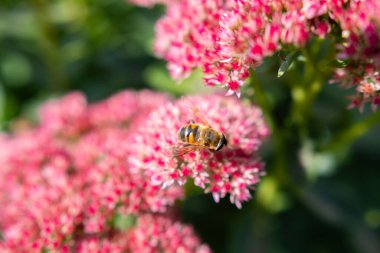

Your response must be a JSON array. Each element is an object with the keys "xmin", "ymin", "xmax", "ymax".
[
  {"xmin": 178, "ymin": 123, "xmax": 227, "ymax": 152},
  {"xmin": 172, "ymin": 107, "xmax": 228, "ymax": 157}
]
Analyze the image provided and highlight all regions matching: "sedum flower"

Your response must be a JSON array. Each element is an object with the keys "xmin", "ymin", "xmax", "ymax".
[
  {"xmin": 126, "ymin": 214, "xmax": 211, "ymax": 253},
  {"xmin": 132, "ymin": 0, "xmax": 380, "ymax": 111},
  {"xmin": 0, "ymin": 90, "xmax": 204, "ymax": 252},
  {"xmin": 148, "ymin": 0, "xmax": 323, "ymax": 96},
  {"xmin": 39, "ymin": 92, "xmax": 89, "ymax": 137},
  {"xmin": 73, "ymin": 214, "xmax": 210, "ymax": 253},
  {"xmin": 332, "ymin": 66, "xmax": 380, "ymax": 112},
  {"xmin": 0, "ymin": 131, "xmax": 83, "ymax": 252},
  {"xmin": 128, "ymin": 94, "xmax": 269, "ymax": 208},
  {"xmin": 328, "ymin": 0, "xmax": 380, "ymax": 111},
  {"xmin": 39, "ymin": 90, "xmax": 170, "ymax": 137}
]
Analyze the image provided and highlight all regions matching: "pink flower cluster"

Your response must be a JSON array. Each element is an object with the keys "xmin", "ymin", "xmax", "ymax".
[
  {"xmin": 126, "ymin": 214, "xmax": 211, "ymax": 253},
  {"xmin": 135, "ymin": 0, "xmax": 332, "ymax": 96},
  {"xmin": 128, "ymin": 94, "xmax": 269, "ymax": 208},
  {"xmin": 0, "ymin": 90, "xmax": 212, "ymax": 253},
  {"xmin": 329, "ymin": 0, "xmax": 380, "ymax": 111},
  {"xmin": 131, "ymin": 0, "xmax": 380, "ymax": 110},
  {"xmin": 0, "ymin": 90, "xmax": 268, "ymax": 252},
  {"xmin": 76, "ymin": 214, "xmax": 209, "ymax": 253}
]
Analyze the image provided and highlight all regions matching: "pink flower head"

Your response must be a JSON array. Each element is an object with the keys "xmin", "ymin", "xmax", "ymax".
[
  {"xmin": 128, "ymin": 94, "xmax": 269, "ymax": 208},
  {"xmin": 331, "ymin": 64, "xmax": 380, "ymax": 112},
  {"xmin": 73, "ymin": 214, "xmax": 210, "ymax": 253},
  {"xmin": 151, "ymin": 0, "xmax": 327, "ymax": 95},
  {"xmin": 39, "ymin": 92, "xmax": 89, "ymax": 137},
  {"xmin": 328, "ymin": 0, "xmax": 380, "ymax": 111},
  {"xmin": 39, "ymin": 90, "xmax": 171, "ymax": 137},
  {"xmin": 88, "ymin": 90, "xmax": 170, "ymax": 128},
  {"xmin": 72, "ymin": 128, "xmax": 183, "ymax": 224},
  {"xmin": 127, "ymin": 214, "xmax": 211, "ymax": 253},
  {"xmin": 0, "ymin": 131, "xmax": 82, "ymax": 252},
  {"xmin": 134, "ymin": 0, "xmax": 380, "ymax": 111},
  {"xmin": 76, "ymin": 237, "xmax": 126, "ymax": 253},
  {"xmin": 0, "ymin": 90, "xmax": 191, "ymax": 252},
  {"xmin": 302, "ymin": 0, "xmax": 327, "ymax": 19}
]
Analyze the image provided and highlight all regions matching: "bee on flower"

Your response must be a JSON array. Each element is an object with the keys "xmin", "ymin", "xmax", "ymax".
[
  {"xmin": 174, "ymin": 107, "xmax": 228, "ymax": 156},
  {"xmin": 128, "ymin": 94, "xmax": 269, "ymax": 208}
]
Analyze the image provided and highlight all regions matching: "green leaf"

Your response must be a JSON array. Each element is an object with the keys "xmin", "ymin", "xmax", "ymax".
[
  {"xmin": 144, "ymin": 64, "xmax": 214, "ymax": 96},
  {"xmin": 328, "ymin": 59, "xmax": 348, "ymax": 68},
  {"xmin": 277, "ymin": 51, "xmax": 299, "ymax": 78},
  {"xmin": 112, "ymin": 213, "xmax": 136, "ymax": 231}
]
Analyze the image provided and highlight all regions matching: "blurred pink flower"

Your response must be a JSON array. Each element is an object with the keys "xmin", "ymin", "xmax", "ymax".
[
  {"xmin": 0, "ymin": 90, "xmax": 203, "ymax": 252},
  {"xmin": 40, "ymin": 90, "xmax": 171, "ymax": 137},
  {"xmin": 72, "ymin": 214, "xmax": 210, "ymax": 253},
  {"xmin": 0, "ymin": 131, "xmax": 82, "ymax": 252},
  {"xmin": 328, "ymin": 0, "xmax": 380, "ymax": 111},
  {"xmin": 126, "ymin": 214, "xmax": 211, "ymax": 253},
  {"xmin": 39, "ymin": 92, "xmax": 89, "ymax": 137},
  {"xmin": 332, "ymin": 66, "xmax": 380, "ymax": 112},
  {"xmin": 128, "ymin": 94, "xmax": 269, "ymax": 208},
  {"xmin": 87, "ymin": 90, "xmax": 170, "ymax": 128}
]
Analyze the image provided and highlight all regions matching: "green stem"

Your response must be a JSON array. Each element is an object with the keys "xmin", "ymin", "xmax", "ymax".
[
  {"xmin": 290, "ymin": 46, "xmax": 326, "ymax": 140},
  {"xmin": 301, "ymin": 46, "xmax": 325, "ymax": 100},
  {"xmin": 249, "ymin": 70, "xmax": 289, "ymax": 188},
  {"xmin": 321, "ymin": 110, "xmax": 380, "ymax": 153}
]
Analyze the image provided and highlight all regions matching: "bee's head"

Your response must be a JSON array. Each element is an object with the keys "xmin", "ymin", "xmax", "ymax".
[{"xmin": 216, "ymin": 134, "xmax": 228, "ymax": 151}]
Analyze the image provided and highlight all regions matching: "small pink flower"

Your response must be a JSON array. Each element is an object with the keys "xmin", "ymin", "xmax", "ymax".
[
  {"xmin": 310, "ymin": 18, "xmax": 331, "ymax": 38},
  {"xmin": 302, "ymin": 0, "xmax": 327, "ymax": 19},
  {"xmin": 357, "ymin": 80, "xmax": 380, "ymax": 99}
]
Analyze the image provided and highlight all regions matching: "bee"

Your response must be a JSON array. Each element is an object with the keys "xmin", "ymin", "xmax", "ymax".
[{"xmin": 173, "ymin": 107, "xmax": 228, "ymax": 156}]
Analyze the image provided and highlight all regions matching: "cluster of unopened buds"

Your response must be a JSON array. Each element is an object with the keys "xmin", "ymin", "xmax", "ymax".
[
  {"xmin": 0, "ymin": 90, "xmax": 268, "ymax": 252},
  {"xmin": 131, "ymin": 0, "xmax": 380, "ymax": 111}
]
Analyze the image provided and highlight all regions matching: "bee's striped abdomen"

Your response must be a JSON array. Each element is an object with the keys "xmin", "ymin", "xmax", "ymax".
[
  {"xmin": 179, "ymin": 126, "xmax": 186, "ymax": 142},
  {"xmin": 179, "ymin": 124, "xmax": 200, "ymax": 144}
]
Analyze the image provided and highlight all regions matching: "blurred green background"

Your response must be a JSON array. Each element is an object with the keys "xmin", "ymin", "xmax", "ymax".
[{"xmin": 0, "ymin": 1, "xmax": 379, "ymax": 253}]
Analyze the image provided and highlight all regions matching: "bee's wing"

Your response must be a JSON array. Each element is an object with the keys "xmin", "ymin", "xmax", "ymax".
[
  {"xmin": 192, "ymin": 107, "xmax": 210, "ymax": 127},
  {"xmin": 171, "ymin": 144, "xmax": 203, "ymax": 157}
]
